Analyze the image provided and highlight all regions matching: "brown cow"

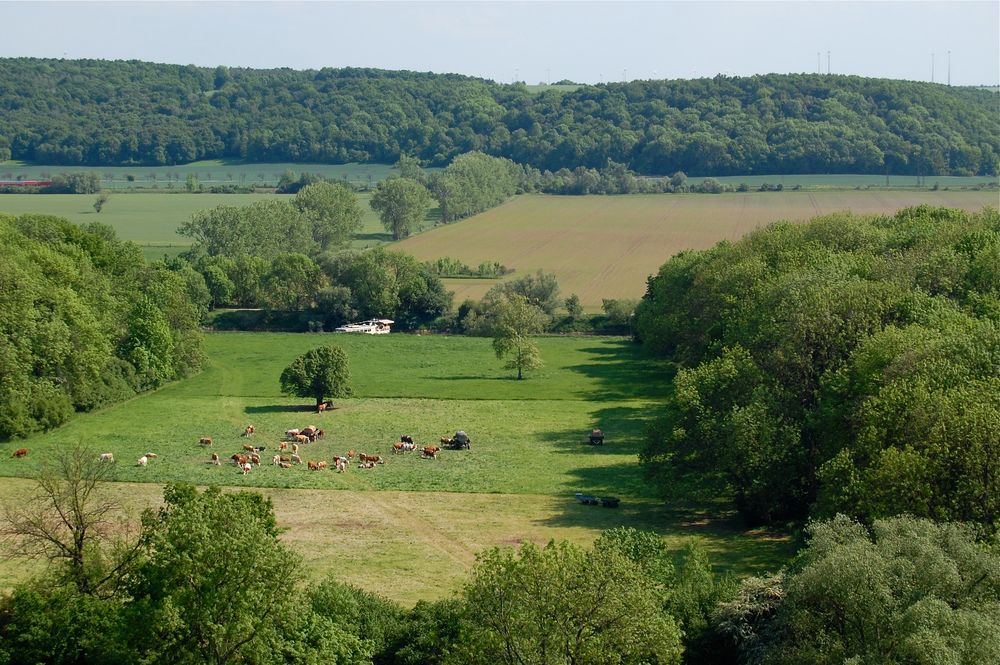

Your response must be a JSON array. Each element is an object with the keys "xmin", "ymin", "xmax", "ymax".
[
  {"xmin": 359, "ymin": 453, "xmax": 383, "ymax": 464},
  {"xmin": 211, "ymin": 452, "xmax": 221, "ymax": 465},
  {"xmin": 421, "ymin": 446, "xmax": 441, "ymax": 459},
  {"xmin": 291, "ymin": 453, "xmax": 302, "ymax": 465},
  {"xmin": 317, "ymin": 460, "xmax": 328, "ymax": 470},
  {"xmin": 250, "ymin": 453, "xmax": 261, "ymax": 466},
  {"xmin": 243, "ymin": 425, "xmax": 255, "ymax": 437},
  {"xmin": 231, "ymin": 453, "xmax": 249, "ymax": 466},
  {"xmin": 307, "ymin": 460, "xmax": 320, "ymax": 471},
  {"xmin": 199, "ymin": 437, "xmax": 213, "ymax": 446},
  {"xmin": 243, "ymin": 444, "xmax": 256, "ymax": 453},
  {"xmin": 316, "ymin": 429, "xmax": 325, "ymax": 439},
  {"xmin": 285, "ymin": 429, "xmax": 300, "ymax": 439},
  {"xmin": 346, "ymin": 449, "xmax": 355, "ymax": 460},
  {"xmin": 12, "ymin": 448, "xmax": 28, "ymax": 458},
  {"xmin": 318, "ymin": 402, "xmax": 328, "ymax": 412},
  {"xmin": 293, "ymin": 434, "xmax": 309, "ymax": 445},
  {"xmin": 335, "ymin": 457, "xmax": 348, "ymax": 472},
  {"xmin": 278, "ymin": 462, "xmax": 293, "ymax": 469},
  {"xmin": 279, "ymin": 441, "xmax": 288, "ymax": 451}
]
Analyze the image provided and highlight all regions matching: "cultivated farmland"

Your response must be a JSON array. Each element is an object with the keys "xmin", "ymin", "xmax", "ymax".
[
  {"xmin": 0, "ymin": 333, "xmax": 792, "ymax": 603},
  {"xmin": 396, "ymin": 191, "xmax": 1000, "ymax": 308}
]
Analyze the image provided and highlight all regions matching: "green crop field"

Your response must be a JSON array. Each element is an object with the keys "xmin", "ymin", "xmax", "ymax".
[
  {"xmin": 396, "ymin": 191, "xmax": 1000, "ymax": 309},
  {"xmin": 706, "ymin": 174, "xmax": 998, "ymax": 188},
  {"xmin": 0, "ymin": 333, "xmax": 792, "ymax": 603},
  {"xmin": 0, "ymin": 159, "xmax": 410, "ymax": 189},
  {"xmin": 0, "ymin": 192, "xmax": 388, "ymax": 260}
]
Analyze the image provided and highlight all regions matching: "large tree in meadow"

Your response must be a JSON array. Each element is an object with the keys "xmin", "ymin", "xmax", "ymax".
[
  {"xmin": 279, "ymin": 345, "xmax": 353, "ymax": 410},
  {"xmin": 490, "ymin": 293, "xmax": 546, "ymax": 380}
]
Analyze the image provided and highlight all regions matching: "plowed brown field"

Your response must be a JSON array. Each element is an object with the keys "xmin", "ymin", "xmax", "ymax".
[{"xmin": 395, "ymin": 191, "xmax": 998, "ymax": 308}]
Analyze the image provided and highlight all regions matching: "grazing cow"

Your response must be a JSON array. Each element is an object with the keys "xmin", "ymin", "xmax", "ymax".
[
  {"xmin": 231, "ymin": 453, "xmax": 249, "ymax": 466},
  {"xmin": 144, "ymin": 453, "xmax": 158, "ymax": 459},
  {"xmin": 307, "ymin": 460, "xmax": 320, "ymax": 471},
  {"xmin": 317, "ymin": 460, "xmax": 328, "ymax": 470},
  {"xmin": 279, "ymin": 441, "xmax": 288, "ymax": 451},
  {"xmin": 243, "ymin": 444, "xmax": 256, "ymax": 453},
  {"xmin": 318, "ymin": 402, "xmax": 328, "ymax": 412},
  {"xmin": 346, "ymin": 450, "xmax": 356, "ymax": 460},
  {"xmin": 302, "ymin": 425, "xmax": 317, "ymax": 436},
  {"xmin": 316, "ymin": 429, "xmax": 325, "ymax": 439},
  {"xmin": 291, "ymin": 443, "xmax": 299, "ymax": 454},
  {"xmin": 99, "ymin": 452, "xmax": 115, "ymax": 463},
  {"xmin": 392, "ymin": 442, "xmax": 405, "ymax": 454},
  {"xmin": 136, "ymin": 455, "xmax": 148, "ymax": 467},
  {"xmin": 279, "ymin": 455, "xmax": 291, "ymax": 463},
  {"xmin": 250, "ymin": 453, "xmax": 261, "ymax": 466},
  {"xmin": 278, "ymin": 462, "xmax": 293, "ymax": 469},
  {"xmin": 358, "ymin": 461, "xmax": 376, "ymax": 469},
  {"xmin": 199, "ymin": 437, "xmax": 213, "ymax": 446},
  {"xmin": 242, "ymin": 462, "xmax": 252, "ymax": 475},
  {"xmin": 12, "ymin": 448, "xmax": 28, "ymax": 458},
  {"xmin": 401, "ymin": 435, "xmax": 414, "ymax": 444},
  {"xmin": 440, "ymin": 437, "xmax": 452, "ymax": 446},
  {"xmin": 293, "ymin": 434, "xmax": 309, "ymax": 445},
  {"xmin": 211, "ymin": 452, "xmax": 221, "ymax": 465},
  {"xmin": 359, "ymin": 453, "xmax": 384, "ymax": 465},
  {"xmin": 285, "ymin": 429, "xmax": 300, "ymax": 439},
  {"xmin": 272, "ymin": 454, "xmax": 281, "ymax": 465},
  {"xmin": 243, "ymin": 425, "xmax": 255, "ymax": 437},
  {"xmin": 421, "ymin": 446, "xmax": 441, "ymax": 459},
  {"xmin": 291, "ymin": 453, "xmax": 302, "ymax": 465},
  {"xmin": 335, "ymin": 457, "xmax": 348, "ymax": 472}
]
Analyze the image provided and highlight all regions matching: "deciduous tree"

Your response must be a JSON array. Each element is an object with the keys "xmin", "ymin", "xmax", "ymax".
[
  {"xmin": 279, "ymin": 345, "xmax": 353, "ymax": 410},
  {"xmin": 370, "ymin": 177, "xmax": 433, "ymax": 240}
]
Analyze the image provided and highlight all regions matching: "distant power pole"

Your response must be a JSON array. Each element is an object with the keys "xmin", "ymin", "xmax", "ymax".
[
  {"xmin": 948, "ymin": 51, "xmax": 951, "ymax": 86},
  {"xmin": 827, "ymin": 51, "xmax": 831, "ymax": 74},
  {"xmin": 931, "ymin": 53, "xmax": 935, "ymax": 83},
  {"xmin": 817, "ymin": 52, "xmax": 821, "ymax": 74},
  {"xmin": 623, "ymin": 68, "xmax": 627, "ymax": 82}
]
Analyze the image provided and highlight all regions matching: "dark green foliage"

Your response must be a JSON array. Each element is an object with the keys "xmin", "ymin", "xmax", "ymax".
[
  {"xmin": 279, "ymin": 345, "xmax": 354, "ymax": 408},
  {"xmin": 379, "ymin": 599, "xmax": 466, "ymax": 665},
  {"xmin": 637, "ymin": 206, "xmax": 1000, "ymax": 527},
  {"xmin": 715, "ymin": 516, "xmax": 1000, "ymax": 665},
  {"xmin": 370, "ymin": 177, "xmax": 433, "ymax": 240},
  {"xmin": 319, "ymin": 248, "xmax": 451, "ymax": 329},
  {"xmin": 430, "ymin": 152, "xmax": 521, "ymax": 222},
  {"xmin": 0, "ymin": 213, "xmax": 203, "ymax": 439},
  {"xmin": 455, "ymin": 539, "xmax": 683, "ymax": 664},
  {"xmin": 0, "ymin": 59, "xmax": 996, "ymax": 176}
]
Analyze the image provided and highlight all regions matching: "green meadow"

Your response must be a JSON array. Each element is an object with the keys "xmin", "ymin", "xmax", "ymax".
[
  {"xmin": 0, "ymin": 191, "xmax": 388, "ymax": 260},
  {"xmin": 0, "ymin": 160, "xmax": 405, "ymax": 189},
  {"xmin": 0, "ymin": 333, "xmax": 793, "ymax": 602}
]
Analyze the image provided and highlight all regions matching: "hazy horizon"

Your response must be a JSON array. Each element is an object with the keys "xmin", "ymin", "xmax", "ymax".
[{"xmin": 0, "ymin": 1, "xmax": 997, "ymax": 87}]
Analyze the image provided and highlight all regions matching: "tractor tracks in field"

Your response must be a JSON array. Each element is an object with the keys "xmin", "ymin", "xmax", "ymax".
[{"xmin": 363, "ymin": 491, "xmax": 476, "ymax": 568}]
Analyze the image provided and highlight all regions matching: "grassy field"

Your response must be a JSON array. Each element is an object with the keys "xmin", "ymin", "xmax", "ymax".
[
  {"xmin": 0, "ymin": 160, "xmax": 406, "ymax": 189},
  {"xmin": 708, "ymin": 174, "xmax": 997, "ymax": 188},
  {"xmin": 396, "ymin": 191, "xmax": 1000, "ymax": 309},
  {"xmin": 0, "ymin": 192, "xmax": 388, "ymax": 260},
  {"xmin": 0, "ymin": 333, "xmax": 793, "ymax": 603}
]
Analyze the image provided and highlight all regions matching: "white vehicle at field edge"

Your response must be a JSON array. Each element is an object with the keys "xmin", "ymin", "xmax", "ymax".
[{"xmin": 333, "ymin": 319, "xmax": 394, "ymax": 334}]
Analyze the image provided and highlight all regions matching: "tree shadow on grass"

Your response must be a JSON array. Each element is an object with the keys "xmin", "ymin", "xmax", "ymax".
[
  {"xmin": 567, "ymin": 342, "xmax": 676, "ymax": 401},
  {"xmin": 244, "ymin": 404, "xmax": 318, "ymax": 414}
]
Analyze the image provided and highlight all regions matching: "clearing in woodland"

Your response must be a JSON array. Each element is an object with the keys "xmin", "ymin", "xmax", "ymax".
[
  {"xmin": 394, "ymin": 191, "xmax": 999, "ymax": 309},
  {"xmin": 0, "ymin": 333, "xmax": 792, "ymax": 603}
]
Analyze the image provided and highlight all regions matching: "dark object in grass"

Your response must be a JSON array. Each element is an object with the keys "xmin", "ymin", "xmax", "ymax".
[
  {"xmin": 589, "ymin": 428, "xmax": 604, "ymax": 445},
  {"xmin": 575, "ymin": 492, "xmax": 600, "ymax": 505},
  {"xmin": 601, "ymin": 497, "xmax": 620, "ymax": 508}
]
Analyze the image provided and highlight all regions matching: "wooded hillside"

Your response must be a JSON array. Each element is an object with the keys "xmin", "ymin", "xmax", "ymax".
[{"xmin": 0, "ymin": 58, "xmax": 996, "ymax": 176}]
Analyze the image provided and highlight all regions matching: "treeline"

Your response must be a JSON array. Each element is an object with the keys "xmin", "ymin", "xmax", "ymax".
[
  {"xmin": 176, "ymin": 183, "xmax": 450, "ymax": 330},
  {"xmin": 1, "ymin": 58, "xmax": 997, "ymax": 176},
  {"xmin": 0, "ymin": 214, "xmax": 204, "ymax": 439},
  {"xmin": 3, "ymin": 463, "xmax": 997, "ymax": 664},
  {"xmin": 636, "ymin": 205, "xmax": 1000, "ymax": 528}
]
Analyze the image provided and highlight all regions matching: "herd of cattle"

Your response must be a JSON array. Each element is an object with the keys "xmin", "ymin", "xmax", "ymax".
[{"xmin": 8, "ymin": 425, "xmax": 473, "ymax": 475}]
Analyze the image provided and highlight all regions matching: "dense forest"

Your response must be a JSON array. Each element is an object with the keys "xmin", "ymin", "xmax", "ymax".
[
  {"xmin": 0, "ymin": 214, "xmax": 205, "ymax": 439},
  {"xmin": 636, "ymin": 205, "xmax": 1000, "ymax": 529},
  {"xmin": 0, "ymin": 58, "xmax": 997, "ymax": 176}
]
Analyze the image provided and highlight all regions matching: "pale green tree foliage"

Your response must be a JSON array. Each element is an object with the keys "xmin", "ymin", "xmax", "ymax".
[
  {"xmin": 280, "ymin": 345, "xmax": 353, "ymax": 410},
  {"xmin": 179, "ymin": 200, "xmax": 313, "ymax": 259},
  {"xmin": 293, "ymin": 181, "xmax": 363, "ymax": 250},
  {"xmin": 455, "ymin": 539, "xmax": 683, "ymax": 665},
  {"xmin": 491, "ymin": 293, "xmax": 546, "ymax": 379},
  {"xmin": 128, "ymin": 484, "xmax": 368, "ymax": 665},
  {"xmin": 370, "ymin": 177, "xmax": 433, "ymax": 240},
  {"xmin": 715, "ymin": 515, "xmax": 1000, "ymax": 665}
]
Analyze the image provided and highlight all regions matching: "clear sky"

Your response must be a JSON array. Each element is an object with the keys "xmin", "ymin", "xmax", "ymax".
[{"xmin": 3, "ymin": 1, "xmax": 997, "ymax": 86}]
